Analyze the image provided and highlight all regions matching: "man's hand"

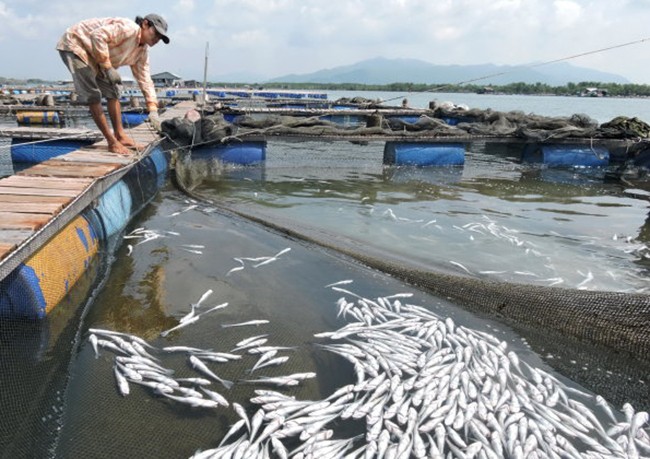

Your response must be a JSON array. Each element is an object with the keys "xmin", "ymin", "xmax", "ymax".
[
  {"xmin": 104, "ymin": 68, "xmax": 122, "ymax": 85},
  {"xmin": 148, "ymin": 111, "xmax": 161, "ymax": 132}
]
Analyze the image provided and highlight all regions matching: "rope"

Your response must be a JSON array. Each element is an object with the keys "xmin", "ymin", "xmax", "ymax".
[
  {"xmin": 0, "ymin": 131, "xmax": 100, "ymax": 151},
  {"xmin": 377, "ymin": 36, "xmax": 650, "ymax": 106}
]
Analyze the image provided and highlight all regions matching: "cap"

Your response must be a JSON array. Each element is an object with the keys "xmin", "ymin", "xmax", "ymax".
[{"xmin": 144, "ymin": 13, "xmax": 169, "ymax": 44}]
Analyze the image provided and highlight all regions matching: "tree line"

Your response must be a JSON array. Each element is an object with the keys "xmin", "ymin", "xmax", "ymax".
[
  {"xmin": 213, "ymin": 81, "xmax": 650, "ymax": 97},
  {"xmin": 5, "ymin": 76, "xmax": 650, "ymax": 97}
]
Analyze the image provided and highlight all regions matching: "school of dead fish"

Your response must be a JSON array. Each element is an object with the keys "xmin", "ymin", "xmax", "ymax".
[{"xmin": 89, "ymin": 277, "xmax": 650, "ymax": 459}]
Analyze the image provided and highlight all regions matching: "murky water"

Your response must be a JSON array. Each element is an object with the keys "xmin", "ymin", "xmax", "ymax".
[
  {"xmin": 47, "ymin": 140, "xmax": 650, "ymax": 456},
  {"xmin": 2, "ymin": 94, "xmax": 650, "ymax": 457},
  {"xmin": 189, "ymin": 140, "xmax": 650, "ymax": 293}
]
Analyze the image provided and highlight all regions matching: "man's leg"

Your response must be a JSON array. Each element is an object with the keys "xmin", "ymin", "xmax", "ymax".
[
  {"xmin": 58, "ymin": 51, "xmax": 131, "ymax": 155},
  {"xmin": 89, "ymin": 101, "xmax": 131, "ymax": 155},
  {"xmin": 106, "ymin": 98, "xmax": 144, "ymax": 151}
]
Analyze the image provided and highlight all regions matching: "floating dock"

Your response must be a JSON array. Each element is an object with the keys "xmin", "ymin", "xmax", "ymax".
[
  {"xmin": 0, "ymin": 101, "xmax": 194, "ymax": 318},
  {"xmin": 0, "ymin": 126, "xmax": 102, "ymax": 141}
]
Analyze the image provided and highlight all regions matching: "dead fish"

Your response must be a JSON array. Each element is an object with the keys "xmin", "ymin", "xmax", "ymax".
[
  {"xmin": 250, "ymin": 356, "xmax": 289, "ymax": 372},
  {"xmin": 162, "ymin": 393, "xmax": 220, "ymax": 409},
  {"xmin": 325, "ymin": 280, "xmax": 354, "ymax": 288},
  {"xmin": 175, "ymin": 377, "xmax": 212, "ymax": 386},
  {"xmin": 248, "ymin": 345, "xmax": 298, "ymax": 354},
  {"xmin": 160, "ymin": 315, "xmax": 199, "ymax": 337},
  {"xmin": 196, "ymin": 302, "xmax": 229, "ymax": 318},
  {"xmin": 240, "ymin": 376, "xmax": 301, "ymax": 387},
  {"xmin": 89, "ymin": 334, "xmax": 99, "ymax": 358},
  {"xmin": 162, "ymin": 345, "xmax": 210, "ymax": 354},
  {"xmin": 113, "ymin": 365, "xmax": 130, "ymax": 396},
  {"xmin": 231, "ymin": 338, "xmax": 269, "ymax": 353},
  {"xmin": 235, "ymin": 334, "xmax": 269, "ymax": 348},
  {"xmin": 222, "ymin": 320, "xmax": 270, "ymax": 328},
  {"xmin": 200, "ymin": 387, "xmax": 229, "ymax": 407},
  {"xmin": 189, "ymin": 355, "xmax": 234, "ymax": 389},
  {"xmin": 249, "ymin": 350, "xmax": 279, "ymax": 373}
]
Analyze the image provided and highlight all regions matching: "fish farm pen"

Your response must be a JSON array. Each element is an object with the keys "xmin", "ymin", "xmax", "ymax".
[{"xmin": 0, "ymin": 93, "xmax": 649, "ymax": 458}]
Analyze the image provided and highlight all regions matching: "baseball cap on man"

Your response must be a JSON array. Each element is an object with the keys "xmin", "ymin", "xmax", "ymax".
[{"xmin": 144, "ymin": 13, "xmax": 170, "ymax": 44}]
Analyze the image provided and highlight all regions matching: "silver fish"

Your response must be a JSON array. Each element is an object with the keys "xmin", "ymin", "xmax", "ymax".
[
  {"xmin": 163, "ymin": 393, "xmax": 220, "ymax": 409},
  {"xmin": 200, "ymin": 387, "xmax": 229, "ymax": 407},
  {"xmin": 250, "ymin": 355, "xmax": 289, "ymax": 372},
  {"xmin": 236, "ymin": 334, "xmax": 269, "ymax": 348},
  {"xmin": 222, "ymin": 320, "xmax": 270, "ymax": 328},
  {"xmin": 113, "ymin": 365, "xmax": 130, "ymax": 396},
  {"xmin": 189, "ymin": 355, "xmax": 234, "ymax": 389},
  {"xmin": 160, "ymin": 315, "xmax": 199, "ymax": 337}
]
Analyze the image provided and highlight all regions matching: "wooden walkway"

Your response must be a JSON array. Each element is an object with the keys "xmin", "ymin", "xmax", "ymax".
[
  {"xmin": 0, "ymin": 126, "xmax": 102, "ymax": 141},
  {"xmin": 0, "ymin": 101, "xmax": 193, "ymax": 280}
]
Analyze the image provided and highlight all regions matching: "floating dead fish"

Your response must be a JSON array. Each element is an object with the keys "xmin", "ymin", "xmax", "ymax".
[
  {"xmin": 203, "ymin": 284, "xmax": 650, "ymax": 459},
  {"xmin": 189, "ymin": 355, "xmax": 234, "ymax": 390},
  {"xmin": 222, "ymin": 320, "xmax": 270, "ymax": 328},
  {"xmin": 160, "ymin": 315, "xmax": 199, "ymax": 337}
]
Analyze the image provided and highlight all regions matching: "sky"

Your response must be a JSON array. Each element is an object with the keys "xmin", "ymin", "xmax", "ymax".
[{"xmin": 2, "ymin": 0, "xmax": 650, "ymax": 84}]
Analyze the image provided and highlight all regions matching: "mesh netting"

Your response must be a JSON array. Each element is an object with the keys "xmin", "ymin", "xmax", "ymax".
[
  {"xmin": 160, "ymin": 102, "xmax": 650, "ymax": 149},
  {"xmin": 1, "ymin": 130, "xmax": 649, "ymax": 458}
]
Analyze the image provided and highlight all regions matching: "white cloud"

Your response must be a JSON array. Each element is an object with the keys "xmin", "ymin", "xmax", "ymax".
[
  {"xmin": 553, "ymin": 0, "xmax": 583, "ymax": 28},
  {"xmin": 0, "ymin": 0, "xmax": 648, "ymax": 83}
]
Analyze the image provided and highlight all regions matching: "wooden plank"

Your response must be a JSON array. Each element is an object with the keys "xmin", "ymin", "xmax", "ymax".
[
  {"xmin": 0, "ymin": 212, "xmax": 50, "ymax": 231},
  {"xmin": 62, "ymin": 151, "xmax": 134, "ymax": 165},
  {"xmin": 0, "ymin": 194, "xmax": 70, "ymax": 204},
  {"xmin": 0, "ymin": 175, "xmax": 93, "ymax": 191},
  {"xmin": 0, "ymin": 186, "xmax": 80, "ymax": 197},
  {"xmin": 0, "ymin": 126, "xmax": 102, "ymax": 141},
  {"xmin": 0, "ymin": 243, "xmax": 15, "ymax": 261},
  {"xmin": 0, "ymin": 229, "xmax": 33, "ymax": 244},
  {"xmin": 0, "ymin": 201, "xmax": 64, "ymax": 214},
  {"xmin": 19, "ymin": 162, "xmax": 121, "ymax": 178}
]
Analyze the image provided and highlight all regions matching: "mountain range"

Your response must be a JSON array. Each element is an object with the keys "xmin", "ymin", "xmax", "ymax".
[{"xmin": 217, "ymin": 57, "xmax": 629, "ymax": 86}]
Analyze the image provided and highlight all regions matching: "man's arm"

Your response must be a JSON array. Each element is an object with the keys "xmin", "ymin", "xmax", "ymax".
[{"xmin": 131, "ymin": 56, "xmax": 158, "ymax": 112}]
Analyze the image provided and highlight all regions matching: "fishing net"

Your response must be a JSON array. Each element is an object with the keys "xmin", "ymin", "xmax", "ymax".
[
  {"xmin": 1, "ymin": 113, "xmax": 649, "ymax": 459},
  {"xmin": 160, "ymin": 103, "xmax": 650, "ymax": 149}
]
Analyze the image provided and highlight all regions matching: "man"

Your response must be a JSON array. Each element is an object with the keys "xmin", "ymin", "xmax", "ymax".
[{"xmin": 57, "ymin": 14, "xmax": 169, "ymax": 154}]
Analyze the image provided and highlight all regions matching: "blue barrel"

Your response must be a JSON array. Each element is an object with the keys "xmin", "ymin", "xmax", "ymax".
[
  {"xmin": 388, "ymin": 116, "xmax": 422, "ymax": 124},
  {"xmin": 11, "ymin": 138, "xmax": 92, "ymax": 164},
  {"xmin": 193, "ymin": 141, "xmax": 266, "ymax": 165},
  {"xmin": 0, "ymin": 215, "xmax": 100, "ymax": 319},
  {"xmin": 522, "ymin": 144, "xmax": 609, "ymax": 167},
  {"xmin": 148, "ymin": 146, "xmax": 169, "ymax": 188},
  {"xmin": 384, "ymin": 142, "xmax": 465, "ymax": 166},
  {"xmin": 122, "ymin": 111, "xmax": 148, "ymax": 127},
  {"xmin": 122, "ymin": 156, "xmax": 160, "ymax": 215},
  {"xmin": 94, "ymin": 180, "xmax": 132, "ymax": 239},
  {"xmin": 149, "ymin": 146, "xmax": 168, "ymax": 175}
]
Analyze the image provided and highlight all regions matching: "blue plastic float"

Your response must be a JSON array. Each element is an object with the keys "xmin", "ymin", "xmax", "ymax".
[
  {"xmin": 193, "ymin": 141, "xmax": 266, "ymax": 165},
  {"xmin": 522, "ymin": 144, "xmax": 610, "ymax": 167},
  {"xmin": 383, "ymin": 142, "xmax": 466, "ymax": 166},
  {"xmin": 11, "ymin": 138, "xmax": 93, "ymax": 164}
]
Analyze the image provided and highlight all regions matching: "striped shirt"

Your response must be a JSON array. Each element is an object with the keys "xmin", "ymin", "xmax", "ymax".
[{"xmin": 56, "ymin": 17, "xmax": 158, "ymax": 111}]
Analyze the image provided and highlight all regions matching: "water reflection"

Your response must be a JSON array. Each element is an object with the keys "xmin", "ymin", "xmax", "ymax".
[{"xmin": 181, "ymin": 139, "xmax": 649, "ymax": 293}]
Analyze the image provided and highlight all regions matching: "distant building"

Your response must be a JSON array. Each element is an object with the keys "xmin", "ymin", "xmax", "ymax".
[
  {"xmin": 580, "ymin": 87, "xmax": 607, "ymax": 97},
  {"xmin": 151, "ymin": 71, "xmax": 183, "ymax": 87}
]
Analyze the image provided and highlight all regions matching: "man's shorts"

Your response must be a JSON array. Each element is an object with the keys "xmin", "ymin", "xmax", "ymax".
[{"xmin": 58, "ymin": 51, "xmax": 120, "ymax": 104}]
